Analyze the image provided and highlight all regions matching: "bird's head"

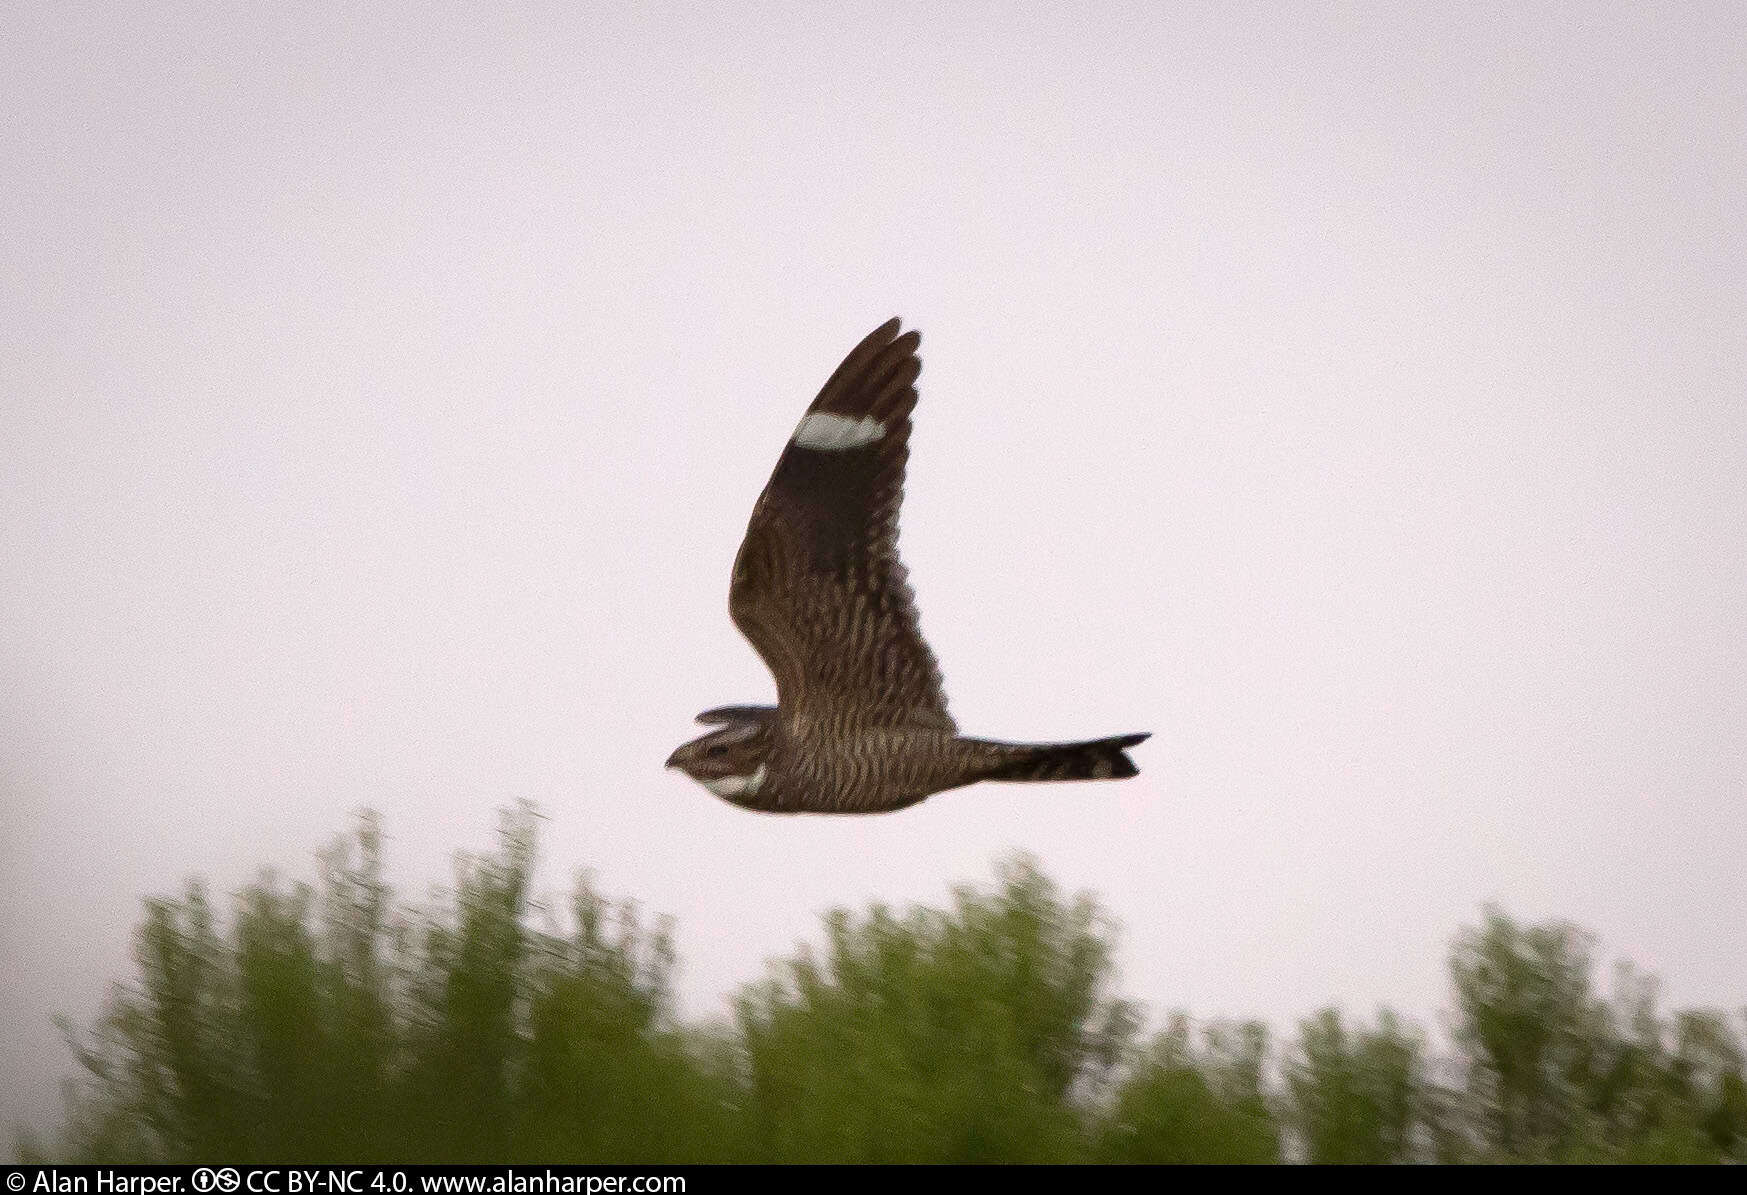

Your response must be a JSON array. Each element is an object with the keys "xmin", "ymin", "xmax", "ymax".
[{"xmin": 666, "ymin": 712, "xmax": 775, "ymax": 805}]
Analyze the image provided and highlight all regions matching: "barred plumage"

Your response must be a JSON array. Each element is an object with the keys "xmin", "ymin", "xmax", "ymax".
[{"xmin": 666, "ymin": 319, "xmax": 1149, "ymax": 813}]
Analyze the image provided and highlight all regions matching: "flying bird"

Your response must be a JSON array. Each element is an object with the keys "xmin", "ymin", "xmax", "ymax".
[{"xmin": 666, "ymin": 318, "xmax": 1149, "ymax": 813}]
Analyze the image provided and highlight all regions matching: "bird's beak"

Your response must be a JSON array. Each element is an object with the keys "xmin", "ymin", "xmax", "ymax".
[{"xmin": 664, "ymin": 747, "xmax": 681, "ymax": 769}]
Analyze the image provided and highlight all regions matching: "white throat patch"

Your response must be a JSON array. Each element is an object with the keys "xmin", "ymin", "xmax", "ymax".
[
  {"xmin": 792, "ymin": 412, "xmax": 885, "ymax": 451},
  {"xmin": 704, "ymin": 763, "xmax": 767, "ymax": 799}
]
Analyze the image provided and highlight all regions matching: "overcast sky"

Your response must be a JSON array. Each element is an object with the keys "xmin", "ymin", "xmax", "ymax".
[{"xmin": 4, "ymin": 2, "xmax": 1745, "ymax": 1138}]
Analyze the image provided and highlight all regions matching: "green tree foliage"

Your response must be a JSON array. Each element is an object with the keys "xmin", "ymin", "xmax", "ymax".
[
  {"xmin": 1284, "ymin": 1009, "xmax": 1425, "ymax": 1162},
  {"xmin": 1096, "ymin": 1015, "xmax": 1279, "ymax": 1162},
  {"xmin": 1448, "ymin": 906, "xmax": 1747, "ymax": 1162},
  {"xmin": 52, "ymin": 807, "xmax": 736, "ymax": 1162},
  {"xmin": 734, "ymin": 855, "xmax": 1137, "ymax": 1161},
  {"xmin": 1449, "ymin": 905, "xmax": 1605, "ymax": 1158},
  {"xmin": 31, "ymin": 810, "xmax": 1747, "ymax": 1164}
]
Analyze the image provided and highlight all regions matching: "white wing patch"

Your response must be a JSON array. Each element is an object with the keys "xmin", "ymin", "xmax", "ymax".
[
  {"xmin": 704, "ymin": 763, "xmax": 767, "ymax": 798},
  {"xmin": 792, "ymin": 412, "xmax": 885, "ymax": 451}
]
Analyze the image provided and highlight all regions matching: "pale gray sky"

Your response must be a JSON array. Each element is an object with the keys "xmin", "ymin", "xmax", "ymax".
[{"xmin": 4, "ymin": 2, "xmax": 1745, "ymax": 1138}]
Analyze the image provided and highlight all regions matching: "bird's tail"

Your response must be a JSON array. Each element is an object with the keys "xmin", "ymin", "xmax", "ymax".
[{"xmin": 979, "ymin": 733, "xmax": 1151, "ymax": 783}]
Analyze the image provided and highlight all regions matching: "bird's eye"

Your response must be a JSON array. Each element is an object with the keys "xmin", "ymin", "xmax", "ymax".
[{"xmin": 704, "ymin": 744, "xmax": 727, "ymax": 758}]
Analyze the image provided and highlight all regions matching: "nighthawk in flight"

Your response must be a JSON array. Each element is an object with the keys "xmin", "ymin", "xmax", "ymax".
[{"xmin": 667, "ymin": 318, "xmax": 1148, "ymax": 813}]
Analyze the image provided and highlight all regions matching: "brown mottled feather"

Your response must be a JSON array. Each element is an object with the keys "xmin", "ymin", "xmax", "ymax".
[{"xmin": 729, "ymin": 319, "xmax": 955, "ymax": 734}]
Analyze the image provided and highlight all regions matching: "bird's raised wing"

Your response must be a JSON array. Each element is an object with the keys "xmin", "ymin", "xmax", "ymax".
[{"xmin": 728, "ymin": 318, "xmax": 955, "ymax": 733}]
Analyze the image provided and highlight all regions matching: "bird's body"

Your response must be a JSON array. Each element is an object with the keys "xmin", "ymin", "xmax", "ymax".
[{"xmin": 667, "ymin": 319, "xmax": 1148, "ymax": 814}]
